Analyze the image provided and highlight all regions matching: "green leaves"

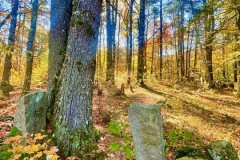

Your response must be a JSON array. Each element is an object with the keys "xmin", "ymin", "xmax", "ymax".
[
  {"xmin": 108, "ymin": 120, "xmax": 135, "ymax": 159},
  {"xmin": 107, "ymin": 120, "xmax": 128, "ymax": 136},
  {"xmin": 109, "ymin": 142, "xmax": 120, "ymax": 151},
  {"xmin": 122, "ymin": 145, "xmax": 134, "ymax": 159}
]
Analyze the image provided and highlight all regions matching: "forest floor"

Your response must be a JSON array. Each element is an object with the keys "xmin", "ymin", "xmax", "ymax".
[{"xmin": 0, "ymin": 80, "xmax": 239, "ymax": 159}]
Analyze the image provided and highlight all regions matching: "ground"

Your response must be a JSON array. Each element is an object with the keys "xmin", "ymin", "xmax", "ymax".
[{"xmin": 0, "ymin": 80, "xmax": 239, "ymax": 159}]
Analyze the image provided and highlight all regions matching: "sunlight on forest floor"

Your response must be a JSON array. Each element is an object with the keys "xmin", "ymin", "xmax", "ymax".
[{"xmin": 0, "ymin": 81, "xmax": 239, "ymax": 159}]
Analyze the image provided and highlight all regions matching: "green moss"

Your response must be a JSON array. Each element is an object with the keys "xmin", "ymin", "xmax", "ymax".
[
  {"xmin": 72, "ymin": 0, "xmax": 77, "ymax": 11},
  {"xmin": 77, "ymin": 60, "xmax": 83, "ymax": 67},
  {"xmin": 70, "ymin": 10, "xmax": 95, "ymax": 36},
  {"xmin": 59, "ymin": 47, "xmax": 67, "ymax": 55},
  {"xmin": 7, "ymin": 126, "xmax": 22, "ymax": 137},
  {"xmin": 56, "ymin": 127, "xmax": 106, "ymax": 159}
]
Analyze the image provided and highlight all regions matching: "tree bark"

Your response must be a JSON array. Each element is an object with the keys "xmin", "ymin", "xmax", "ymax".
[
  {"xmin": 137, "ymin": 0, "xmax": 145, "ymax": 86},
  {"xmin": 128, "ymin": 0, "xmax": 134, "ymax": 84},
  {"xmin": 22, "ymin": 0, "xmax": 39, "ymax": 95},
  {"xmin": 204, "ymin": 0, "xmax": 215, "ymax": 88},
  {"xmin": 159, "ymin": 0, "xmax": 163, "ymax": 80},
  {"xmin": 52, "ymin": 0, "xmax": 102, "ymax": 156},
  {"xmin": 48, "ymin": 0, "xmax": 72, "ymax": 109},
  {"xmin": 106, "ymin": 0, "xmax": 115, "ymax": 83},
  {"xmin": 1, "ymin": 0, "xmax": 19, "ymax": 97}
]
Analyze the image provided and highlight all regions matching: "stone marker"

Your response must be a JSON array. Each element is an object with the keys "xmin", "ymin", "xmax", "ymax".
[
  {"xmin": 234, "ymin": 82, "xmax": 239, "ymax": 91},
  {"xmin": 128, "ymin": 103, "xmax": 165, "ymax": 160},
  {"xmin": 14, "ymin": 91, "xmax": 48, "ymax": 133},
  {"xmin": 206, "ymin": 140, "xmax": 239, "ymax": 160}
]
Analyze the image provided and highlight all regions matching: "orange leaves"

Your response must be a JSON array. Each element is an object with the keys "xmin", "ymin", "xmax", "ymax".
[{"xmin": 3, "ymin": 132, "xmax": 60, "ymax": 159}]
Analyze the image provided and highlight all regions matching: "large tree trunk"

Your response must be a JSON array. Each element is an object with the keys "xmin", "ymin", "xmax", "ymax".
[
  {"xmin": 52, "ymin": 0, "xmax": 102, "ymax": 156},
  {"xmin": 137, "ymin": 0, "xmax": 145, "ymax": 86},
  {"xmin": 1, "ymin": 0, "xmax": 19, "ymax": 97},
  {"xmin": 22, "ymin": 0, "xmax": 39, "ymax": 95},
  {"xmin": 48, "ymin": 0, "xmax": 72, "ymax": 110}
]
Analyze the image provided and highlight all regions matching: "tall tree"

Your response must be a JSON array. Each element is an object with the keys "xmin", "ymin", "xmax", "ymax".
[
  {"xmin": 22, "ymin": 0, "xmax": 39, "ymax": 95},
  {"xmin": 106, "ymin": 0, "xmax": 117, "ymax": 84},
  {"xmin": 128, "ymin": 0, "xmax": 134, "ymax": 84},
  {"xmin": 159, "ymin": 0, "xmax": 163, "ymax": 79},
  {"xmin": 203, "ymin": 0, "xmax": 215, "ymax": 88},
  {"xmin": 51, "ymin": 0, "xmax": 102, "ymax": 156},
  {"xmin": 1, "ymin": 0, "xmax": 19, "ymax": 97},
  {"xmin": 137, "ymin": 0, "xmax": 146, "ymax": 86},
  {"xmin": 48, "ymin": 0, "xmax": 72, "ymax": 109}
]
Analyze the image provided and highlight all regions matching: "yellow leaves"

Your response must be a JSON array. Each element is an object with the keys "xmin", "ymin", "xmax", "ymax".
[
  {"xmin": 3, "ymin": 131, "xmax": 61, "ymax": 159},
  {"xmin": 3, "ymin": 135, "xmax": 23, "ymax": 146},
  {"xmin": 32, "ymin": 151, "xmax": 43, "ymax": 159},
  {"xmin": 43, "ymin": 146, "xmax": 59, "ymax": 155},
  {"xmin": 12, "ymin": 154, "xmax": 21, "ymax": 159},
  {"xmin": 34, "ymin": 133, "xmax": 47, "ymax": 140},
  {"xmin": 47, "ymin": 155, "xmax": 60, "ymax": 160}
]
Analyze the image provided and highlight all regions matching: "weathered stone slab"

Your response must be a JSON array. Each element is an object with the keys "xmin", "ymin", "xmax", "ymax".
[
  {"xmin": 14, "ymin": 91, "xmax": 48, "ymax": 133},
  {"xmin": 206, "ymin": 140, "xmax": 239, "ymax": 160},
  {"xmin": 128, "ymin": 103, "xmax": 165, "ymax": 160},
  {"xmin": 234, "ymin": 82, "xmax": 239, "ymax": 91}
]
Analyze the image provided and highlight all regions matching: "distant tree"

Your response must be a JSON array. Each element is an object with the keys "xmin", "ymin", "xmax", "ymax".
[
  {"xmin": 128, "ymin": 0, "xmax": 134, "ymax": 84},
  {"xmin": 137, "ymin": 0, "xmax": 146, "ymax": 86},
  {"xmin": 203, "ymin": 0, "xmax": 215, "ymax": 88},
  {"xmin": 1, "ymin": 0, "xmax": 19, "ymax": 97},
  {"xmin": 22, "ymin": 0, "xmax": 39, "ymax": 95},
  {"xmin": 106, "ymin": 0, "xmax": 118, "ymax": 84}
]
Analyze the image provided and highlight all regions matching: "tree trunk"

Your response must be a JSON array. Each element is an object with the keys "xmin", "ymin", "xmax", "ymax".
[
  {"xmin": 1, "ymin": 0, "xmax": 19, "ymax": 97},
  {"xmin": 22, "ymin": 0, "xmax": 39, "ymax": 95},
  {"xmin": 159, "ymin": 0, "xmax": 163, "ymax": 80},
  {"xmin": 106, "ymin": 0, "xmax": 114, "ymax": 83},
  {"xmin": 52, "ymin": 0, "xmax": 102, "ymax": 156},
  {"xmin": 128, "ymin": 0, "xmax": 134, "ymax": 84},
  {"xmin": 151, "ymin": 14, "xmax": 156, "ymax": 76},
  {"xmin": 48, "ymin": 0, "xmax": 72, "ymax": 109},
  {"xmin": 137, "ymin": 0, "xmax": 145, "ymax": 86},
  {"xmin": 204, "ymin": 0, "xmax": 215, "ymax": 88}
]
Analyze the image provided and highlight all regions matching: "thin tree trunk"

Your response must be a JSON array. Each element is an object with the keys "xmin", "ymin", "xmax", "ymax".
[
  {"xmin": 128, "ymin": 0, "xmax": 134, "ymax": 84},
  {"xmin": 1, "ymin": 0, "xmax": 19, "ymax": 97},
  {"xmin": 22, "ymin": 0, "xmax": 39, "ymax": 95},
  {"xmin": 159, "ymin": 0, "xmax": 163, "ymax": 80},
  {"xmin": 137, "ymin": 0, "xmax": 145, "ymax": 86},
  {"xmin": 151, "ymin": 14, "xmax": 156, "ymax": 76},
  {"xmin": 204, "ymin": 0, "xmax": 215, "ymax": 88},
  {"xmin": 106, "ymin": 0, "xmax": 114, "ymax": 83}
]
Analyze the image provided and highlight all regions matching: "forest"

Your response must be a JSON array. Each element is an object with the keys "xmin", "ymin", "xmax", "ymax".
[{"xmin": 0, "ymin": 0, "xmax": 240, "ymax": 159}]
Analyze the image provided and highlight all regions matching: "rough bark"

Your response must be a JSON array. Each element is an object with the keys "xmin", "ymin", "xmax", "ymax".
[
  {"xmin": 48, "ymin": 0, "xmax": 72, "ymax": 109},
  {"xmin": 159, "ymin": 0, "xmax": 163, "ymax": 80},
  {"xmin": 1, "ymin": 0, "xmax": 19, "ymax": 97},
  {"xmin": 137, "ymin": 0, "xmax": 145, "ymax": 86},
  {"xmin": 52, "ymin": 0, "xmax": 102, "ymax": 156},
  {"xmin": 128, "ymin": 0, "xmax": 134, "ymax": 84},
  {"xmin": 22, "ymin": 0, "xmax": 39, "ymax": 95},
  {"xmin": 106, "ymin": 0, "xmax": 114, "ymax": 83},
  {"xmin": 204, "ymin": 0, "xmax": 215, "ymax": 88}
]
